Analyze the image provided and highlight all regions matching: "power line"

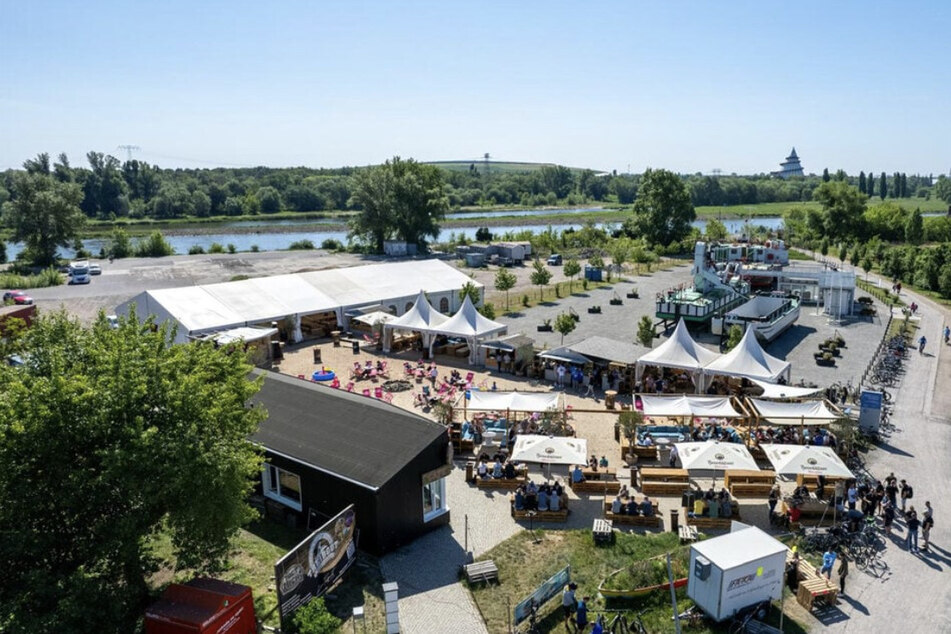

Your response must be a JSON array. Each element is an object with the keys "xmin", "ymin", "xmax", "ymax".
[{"xmin": 117, "ymin": 144, "xmax": 140, "ymax": 161}]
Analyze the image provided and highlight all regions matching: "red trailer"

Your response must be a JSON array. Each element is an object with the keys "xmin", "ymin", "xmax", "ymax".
[{"xmin": 145, "ymin": 577, "xmax": 256, "ymax": 634}]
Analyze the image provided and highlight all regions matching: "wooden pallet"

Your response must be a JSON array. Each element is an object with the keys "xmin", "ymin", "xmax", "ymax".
[
  {"xmin": 678, "ymin": 524, "xmax": 698, "ymax": 543},
  {"xmin": 476, "ymin": 477, "xmax": 525, "ymax": 490},
  {"xmin": 593, "ymin": 518, "xmax": 614, "ymax": 544},
  {"xmin": 797, "ymin": 578, "xmax": 838, "ymax": 611},
  {"xmin": 571, "ymin": 480, "xmax": 622, "ymax": 495},
  {"xmin": 464, "ymin": 560, "xmax": 499, "ymax": 585},
  {"xmin": 641, "ymin": 480, "xmax": 691, "ymax": 496},
  {"xmin": 729, "ymin": 482, "xmax": 774, "ymax": 498}
]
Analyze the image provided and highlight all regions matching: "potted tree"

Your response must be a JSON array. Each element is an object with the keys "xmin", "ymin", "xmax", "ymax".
[
  {"xmin": 537, "ymin": 318, "xmax": 553, "ymax": 332},
  {"xmin": 610, "ymin": 292, "xmax": 623, "ymax": 306},
  {"xmin": 588, "ymin": 305, "xmax": 602, "ymax": 314},
  {"xmin": 814, "ymin": 351, "xmax": 835, "ymax": 366},
  {"xmin": 626, "ymin": 286, "xmax": 640, "ymax": 299}
]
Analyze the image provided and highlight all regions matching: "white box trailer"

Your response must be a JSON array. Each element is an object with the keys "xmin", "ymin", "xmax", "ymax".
[{"xmin": 687, "ymin": 524, "xmax": 787, "ymax": 622}]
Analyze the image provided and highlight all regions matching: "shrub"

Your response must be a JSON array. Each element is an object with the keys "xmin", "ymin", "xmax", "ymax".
[
  {"xmin": 208, "ymin": 243, "xmax": 225, "ymax": 254},
  {"xmin": 479, "ymin": 302, "xmax": 496, "ymax": 319},
  {"xmin": 250, "ymin": 244, "xmax": 259, "ymax": 252},
  {"xmin": 230, "ymin": 275, "xmax": 249, "ymax": 282},
  {"xmin": 227, "ymin": 243, "xmax": 237, "ymax": 254},
  {"xmin": 522, "ymin": 294, "xmax": 530, "ymax": 307},
  {"xmin": 321, "ymin": 238, "xmax": 343, "ymax": 251},
  {"xmin": 188, "ymin": 245, "xmax": 205, "ymax": 255},
  {"xmin": 289, "ymin": 598, "xmax": 341, "ymax": 634},
  {"xmin": 289, "ymin": 239, "xmax": 315, "ymax": 250},
  {"xmin": 133, "ymin": 232, "xmax": 175, "ymax": 257},
  {"xmin": 0, "ymin": 267, "xmax": 64, "ymax": 289}
]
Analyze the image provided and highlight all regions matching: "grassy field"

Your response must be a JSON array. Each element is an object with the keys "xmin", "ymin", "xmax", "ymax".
[
  {"xmin": 467, "ymin": 530, "xmax": 806, "ymax": 634},
  {"xmin": 149, "ymin": 518, "xmax": 385, "ymax": 632}
]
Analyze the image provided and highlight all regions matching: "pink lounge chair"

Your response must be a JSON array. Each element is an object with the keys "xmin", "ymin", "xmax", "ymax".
[
  {"xmin": 330, "ymin": 377, "xmax": 341, "ymax": 389},
  {"xmin": 362, "ymin": 388, "xmax": 371, "ymax": 397},
  {"xmin": 383, "ymin": 393, "xmax": 393, "ymax": 404},
  {"xmin": 369, "ymin": 369, "xmax": 378, "ymax": 382},
  {"xmin": 345, "ymin": 382, "xmax": 355, "ymax": 392},
  {"xmin": 374, "ymin": 387, "xmax": 384, "ymax": 399},
  {"xmin": 298, "ymin": 374, "xmax": 306, "ymax": 380},
  {"xmin": 464, "ymin": 371, "xmax": 475, "ymax": 384}
]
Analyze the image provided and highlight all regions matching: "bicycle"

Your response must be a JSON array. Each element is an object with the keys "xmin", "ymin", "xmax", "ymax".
[{"xmin": 728, "ymin": 601, "xmax": 769, "ymax": 634}]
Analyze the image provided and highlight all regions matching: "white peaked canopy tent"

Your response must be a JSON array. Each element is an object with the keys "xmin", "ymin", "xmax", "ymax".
[
  {"xmin": 702, "ymin": 327, "xmax": 791, "ymax": 385},
  {"xmin": 636, "ymin": 319, "xmax": 721, "ymax": 392},
  {"xmin": 466, "ymin": 391, "xmax": 560, "ymax": 413},
  {"xmin": 761, "ymin": 444, "xmax": 853, "ymax": 478},
  {"xmin": 749, "ymin": 378, "xmax": 822, "ymax": 400},
  {"xmin": 674, "ymin": 440, "xmax": 759, "ymax": 472},
  {"xmin": 748, "ymin": 399, "xmax": 842, "ymax": 425},
  {"xmin": 639, "ymin": 395, "xmax": 742, "ymax": 419},
  {"xmin": 510, "ymin": 434, "xmax": 588, "ymax": 466},
  {"xmin": 353, "ymin": 311, "xmax": 397, "ymax": 327},
  {"xmin": 427, "ymin": 296, "xmax": 507, "ymax": 363},
  {"xmin": 381, "ymin": 291, "xmax": 448, "ymax": 352}
]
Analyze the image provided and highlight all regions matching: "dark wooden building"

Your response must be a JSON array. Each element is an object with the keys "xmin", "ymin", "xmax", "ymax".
[{"xmin": 251, "ymin": 371, "xmax": 451, "ymax": 555}]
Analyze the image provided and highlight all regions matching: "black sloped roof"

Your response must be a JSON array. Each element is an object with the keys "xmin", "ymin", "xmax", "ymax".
[{"xmin": 250, "ymin": 370, "xmax": 446, "ymax": 490}]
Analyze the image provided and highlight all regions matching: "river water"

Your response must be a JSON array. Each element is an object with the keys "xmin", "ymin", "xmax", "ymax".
[{"xmin": 3, "ymin": 210, "xmax": 786, "ymax": 261}]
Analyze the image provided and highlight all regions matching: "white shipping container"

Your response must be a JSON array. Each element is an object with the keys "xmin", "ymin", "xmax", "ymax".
[{"xmin": 687, "ymin": 524, "xmax": 787, "ymax": 622}]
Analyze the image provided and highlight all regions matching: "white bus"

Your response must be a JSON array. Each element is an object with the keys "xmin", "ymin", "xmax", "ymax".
[{"xmin": 68, "ymin": 260, "xmax": 91, "ymax": 285}]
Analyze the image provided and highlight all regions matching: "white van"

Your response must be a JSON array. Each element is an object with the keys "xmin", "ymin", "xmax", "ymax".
[{"xmin": 68, "ymin": 260, "xmax": 91, "ymax": 285}]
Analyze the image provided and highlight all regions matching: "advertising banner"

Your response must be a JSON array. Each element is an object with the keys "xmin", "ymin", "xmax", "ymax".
[
  {"xmin": 513, "ymin": 566, "xmax": 571, "ymax": 625},
  {"xmin": 274, "ymin": 505, "xmax": 357, "ymax": 628}
]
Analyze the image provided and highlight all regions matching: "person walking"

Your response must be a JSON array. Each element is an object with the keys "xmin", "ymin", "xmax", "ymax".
[
  {"xmin": 906, "ymin": 506, "xmax": 921, "ymax": 553},
  {"xmin": 820, "ymin": 549, "xmax": 837, "ymax": 580},
  {"xmin": 561, "ymin": 583, "xmax": 576, "ymax": 628},
  {"xmin": 922, "ymin": 502, "xmax": 934, "ymax": 551},
  {"xmin": 944, "ymin": 326, "xmax": 950, "ymax": 345},
  {"xmin": 574, "ymin": 596, "xmax": 589, "ymax": 632},
  {"xmin": 883, "ymin": 498, "xmax": 896, "ymax": 536},
  {"xmin": 837, "ymin": 555, "xmax": 849, "ymax": 594},
  {"xmin": 768, "ymin": 485, "xmax": 780, "ymax": 519},
  {"xmin": 669, "ymin": 443, "xmax": 679, "ymax": 468},
  {"xmin": 918, "ymin": 335, "xmax": 927, "ymax": 354}
]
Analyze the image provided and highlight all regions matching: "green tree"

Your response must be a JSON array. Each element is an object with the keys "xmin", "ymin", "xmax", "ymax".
[
  {"xmin": 822, "ymin": 168, "xmax": 830, "ymax": 182},
  {"xmin": 289, "ymin": 597, "xmax": 342, "ymax": 634},
  {"xmin": 879, "ymin": 172, "xmax": 887, "ymax": 200},
  {"xmin": 858, "ymin": 171, "xmax": 867, "ymax": 195},
  {"xmin": 819, "ymin": 237, "xmax": 830, "ymax": 256},
  {"xmin": 610, "ymin": 241, "xmax": 629, "ymax": 280},
  {"xmin": 348, "ymin": 157, "xmax": 448, "ymax": 252},
  {"xmin": 704, "ymin": 218, "xmax": 729, "ymax": 241},
  {"xmin": 939, "ymin": 263, "xmax": 951, "ymax": 298},
  {"xmin": 812, "ymin": 181, "xmax": 867, "ymax": 241},
  {"xmin": 934, "ymin": 175, "xmax": 951, "ymax": 205},
  {"xmin": 563, "ymin": 258, "xmax": 581, "ymax": 292},
  {"xmin": 0, "ymin": 310, "xmax": 264, "ymax": 632},
  {"xmin": 257, "ymin": 186, "xmax": 283, "ymax": 214},
  {"xmin": 905, "ymin": 207, "xmax": 924, "ymax": 245},
  {"xmin": 725, "ymin": 324, "xmax": 744, "ymax": 351},
  {"xmin": 494, "ymin": 268, "xmax": 516, "ymax": 310},
  {"xmin": 838, "ymin": 243, "xmax": 848, "ymax": 262},
  {"xmin": 630, "ymin": 168, "xmax": 696, "ymax": 246},
  {"xmin": 588, "ymin": 253, "xmax": 604, "ymax": 270},
  {"xmin": 636, "ymin": 315, "xmax": 654, "ymax": 348},
  {"xmin": 108, "ymin": 227, "xmax": 133, "ymax": 259},
  {"xmin": 4, "ymin": 162, "xmax": 86, "ymax": 266},
  {"xmin": 459, "ymin": 280, "xmax": 481, "ymax": 305},
  {"xmin": 553, "ymin": 312, "xmax": 576, "ymax": 344},
  {"xmin": 134, "ymin": 231, "xmax": 175, "ymax": 257},
  {"xmin": 530, "ymin": 258, "xmax": 552, "ymax": 300}
]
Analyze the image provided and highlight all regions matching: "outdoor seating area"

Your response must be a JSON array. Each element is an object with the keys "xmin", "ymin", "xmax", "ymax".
[
  {"xmin": 636, "ymin": 467, "xmax": 692, "ymax": 495},
  {"xmin": 602, "ymin": 497, "xmax": 662, "ymax": 527},
  {"xmin": 682, "ymin": 501, "xmax": 741, "ymax": 530},
  {"xmin": 723, "ymin": 469, "xmax": 777, "ymax": 498}
]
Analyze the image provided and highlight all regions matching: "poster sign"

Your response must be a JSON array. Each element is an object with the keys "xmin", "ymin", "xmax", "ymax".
[
  {"xmin": 513, "ymin": 566, "xmax": 570, "ymax": 625},
  {"xmin": 274, "ymin": 505, "xmax": 357, "ymax": 628}
]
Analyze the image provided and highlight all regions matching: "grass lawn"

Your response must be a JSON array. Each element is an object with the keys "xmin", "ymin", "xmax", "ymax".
[
  {"xmin": 466, "ymin": 530, "xmax": 807, "ymax": 634},
  {"xmin": 149, "ymin": 518, "xmax": 385, "ymax": 632}
]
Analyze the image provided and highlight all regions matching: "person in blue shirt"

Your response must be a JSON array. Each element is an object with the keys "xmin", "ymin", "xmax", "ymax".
[
  {"xmin": 514, "ymin": 488, "xmax": 525, "ymax": 511},
  {"xmin": 599, "ymin": 455, "xmax": 609, "ymax": 468},
  {"xmin": 537, "ymin": 488, "xmax": 549, "ymax": 511},
  {"xmin": 820, "ymin": 549, "xmax": 837, "ymax": 579},
  {"xmin": 572, "ymin": 465, "xmax": 584, "ymax": 483},
  {"xmin": 574, "ymin": 597, "xmax": 589, "ymax": 631}
]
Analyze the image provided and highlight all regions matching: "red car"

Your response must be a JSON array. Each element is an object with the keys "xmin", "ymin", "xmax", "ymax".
[{"xmin": 3, "ymin": 291, "xmax": 33, "ymax": 305}]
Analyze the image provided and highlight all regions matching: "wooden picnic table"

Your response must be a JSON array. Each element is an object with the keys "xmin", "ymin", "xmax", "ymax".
[
  {"xmin": 580, "ymin": 466, "xmax": 616, "ymax": 481},
  {"xmin": 637, "ymin": 467, "xmax": 689, "ymax": 487}
]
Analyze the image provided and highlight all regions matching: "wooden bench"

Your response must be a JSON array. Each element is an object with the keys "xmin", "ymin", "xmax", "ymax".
[
  {"xmin": 574, "ymin": 466, "xmax": 617, "ymax": 481},
  {"xmin": 571, "ymin": 479, "xmax": 622, "ymax": 495},
  {"xmin": 636, "ymin": 467, "xmax": 689, "ymax": 488},
  {"xmin": 682, "ymin": 505, "xmax": 740, "ymax": 531},
  {"xmin": 593, "ymin": 518, "xmax": 614, "ymax": 544},
  {"xmin": 796, "ymin": 473, "xmax": 849, "ymax": 488},
  {"xmin": 476, "ymin": 476, "xmax": 526, "ymax": 490},
  {"xmin": 463, "ymin": 560, "xmax": 498, "ymax": 585},
  {"xmin": 678, "ymin": 524, "xmax": 699, "ymax": 543},
  {"xmin": 603, "ymin": 499, "xmax": 659, "ymax": 514},
  {"xmin": 724, "ymin": 469, "xmax": 775, "ymax": 488},
  {"xmin": 511, "ymin": 505, "xmax": 569, "ymax": 522},
  {"xmin": 641, "ymin": 480, "xmax": 692, "ymax": 496},
  {"xmin": 604, "ymin": 510, "xmax": 662, "ymax": 528},
  {"xmin": 729, "ymin": 482, "xmax": 775, "ymax": 498}
]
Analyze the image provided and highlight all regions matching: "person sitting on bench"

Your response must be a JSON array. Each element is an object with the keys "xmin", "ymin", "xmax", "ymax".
[
  {"xmin": 514, "ymin": 488, "xmax": 525, "ymax": 511},
  {"xmin": 477, "ymin": 458, "xmax": 490, "ymax": 480},
  {"xmin": 503, "ymin": 460, "xmax": 517, "ymax": 479},
  {"xmin": 537, "ymin": 487, "xmax": 549, "ymax": 511},
  {"xmin": 572, "ymin": 465, "xmax": 585, "ymax": 483},
  {"xmin": 618, "ymin": 484, "xmax": 629, "ymax": 498},
  {"xmin": 549, "ymin": 490, "xmax": 561, "ymax": 511},
  {"xmin": 626, "ymin": 498, "xmax": 639, "ymax": 516},
  {"xmin": 708, "ymin": 498, "xmax": 720, "ymax": 518},
  {"xmin": 640, "ymin": 496, "xmax": 655, "ymax": 517},
  {"xmin": 525, "ymin": 481, "xmax": 538, "ymax": 509},
  {"xmin": 692, "ymin": 497, "xmax": 707, "ymax": 517},
  {"xmin": 611, "ymin": 495, "xmax": 624, "ymax": 515},
  {"xmin": 492, "ymin": 458, "xmax": 503, "ymax": 479}
]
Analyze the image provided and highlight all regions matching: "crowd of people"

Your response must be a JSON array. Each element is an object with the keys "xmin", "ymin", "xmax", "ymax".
[
  {"xmin": 513, "ymin": 480, "xmax": 568, "ymax": 512},
  {"xmin": 750, "ymin": 425, "xmax": 837, "ymax": 448}
]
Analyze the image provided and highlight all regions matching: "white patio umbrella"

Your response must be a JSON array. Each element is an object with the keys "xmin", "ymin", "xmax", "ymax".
[
  {"xmin": 510, "ymin": 434, "xmax": 588, "ymax": 480},
  {"xmin": 675, "ymin": 441, "xmax": 759, "ymax": 472},
  {"xmin": 760, "ymin": 444, "xmax": 854, "ymax": 479}
]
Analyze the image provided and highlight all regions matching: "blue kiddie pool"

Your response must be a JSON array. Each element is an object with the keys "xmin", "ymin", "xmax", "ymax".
[{"xmin": 312, "ymin": 369, "xmax": 336, "ymax": 381}]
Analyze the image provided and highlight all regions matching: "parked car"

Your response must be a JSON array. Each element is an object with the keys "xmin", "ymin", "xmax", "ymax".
[
  {"xmin": 547, "ymin": 254, "xmax": 563, "ymax": 265},
  {"xmin": 3, "ymin": 290, "xmax": 33, "ymax": 305},
  {"xmin": 89, "ymin": 263, "xmax": 102, "ymax": 275}
]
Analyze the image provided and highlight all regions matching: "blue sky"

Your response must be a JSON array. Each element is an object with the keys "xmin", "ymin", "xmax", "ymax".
[{"xmin": 2, "ymin": 1, "xmax": 949, "ymax": 175}]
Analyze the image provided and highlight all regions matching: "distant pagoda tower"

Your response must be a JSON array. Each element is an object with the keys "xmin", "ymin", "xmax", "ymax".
[{"xmin": 772, "ymin": 147, "xmax": 804, "ymax": 179}]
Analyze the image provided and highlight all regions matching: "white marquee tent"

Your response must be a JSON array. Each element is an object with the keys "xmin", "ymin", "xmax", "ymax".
[
  {"xmin": 636, "ymin": 319, "xmax": 721, "ymax": 391},
  {"xmin": 466, "ymin": 391, "xmax": 561, "ymax": 413},
  {"xmin": 117, "ymin": 260, "xmax": 479, "ymax": 344},
  {"xmin": 381, "ymin": 291, "xmax": 448, "ymax": 352},
  {"xmin": 702, "ymin": 328, "xmax": 791, "ymax": 385},
  {"xmin": 748, "ymin": 399, "xmax": 842, "ymax": 425},
  {"xmin": 510, "ymin": 435, "xmax": 588, "ymax": 466},
  {"xmin": 761, "ymin": 444, "xmax": 853, "ymax": 478},
  {"xmin": 428, "ymin": 296, "xmax": 507, "ymax": 363},
  {"xmin": 639, "ymin": 395, "xmax": 742, "ymax": 419}
]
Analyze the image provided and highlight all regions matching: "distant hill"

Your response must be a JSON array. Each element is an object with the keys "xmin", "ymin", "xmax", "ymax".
[{"xmin": 426, "ymin": 160, "xmax": 604, "ymax": 175}]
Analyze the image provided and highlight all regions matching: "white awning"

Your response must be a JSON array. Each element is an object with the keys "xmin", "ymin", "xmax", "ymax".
[
  {"xmin": 674, "ymin": 441, "xmax": 759, "ymax": 472},
  {"xmin": 639, "ymin": 395, "xmax": 742, "ymax": 418},
  {"xmin": 510, "ymin": 435, "xmax": 588, "ymax": 465},
  {"xmin": 467, "ymin": 391, "xmax": 560, "ymax": 412},
  {"xmin": 749, "ymin": 399, "xmax": 842, "ymax": 424},
  {"xmin": 702, "ymin": 327, "xmax": 791, "ymax": 383},
  {"xmin": 211, "ymin": 326, "xmax": 277, "ymax": 345},
  {"xmin": 353, "ymin": 311, "xmax": 397, "ymax": 326},
  {"xmin": 760, "ymin": 444, "xmax": 854, "ymax": 478},
  {"xmin": 749, "ymin": 379, "xmax": 822, "ymax": 399},
  {"xmin": 538, "ymin": 347, "xmax": 592, "ymax": 366}
]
